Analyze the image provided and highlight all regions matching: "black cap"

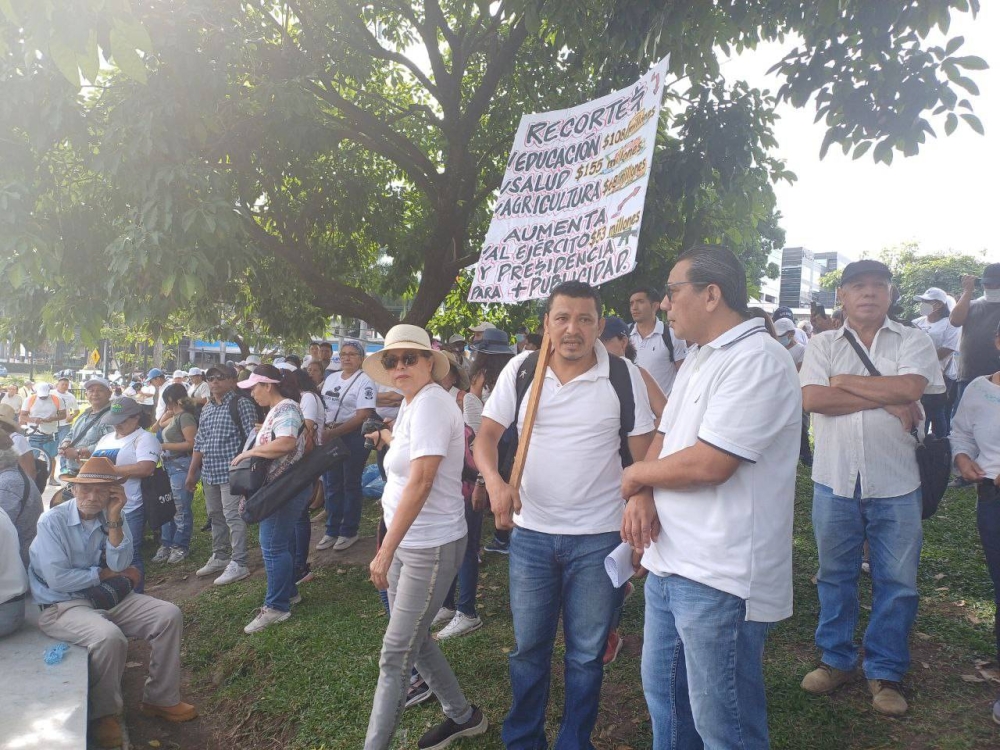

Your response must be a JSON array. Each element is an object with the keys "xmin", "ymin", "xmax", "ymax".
[
  {"xmin": 983, "ymin": 263, "xmax": 1000, "ymax": 285},
  {"xmin": 599, "ymin": 316, "xmax": 630, "ymax": 341},
  {"xmin": 839, "ymin": 260, "xmax": 892, "ymax": 286},
  {"xmin": 205, "ymin": 363, "xmax": 238, "ymax": 380}
]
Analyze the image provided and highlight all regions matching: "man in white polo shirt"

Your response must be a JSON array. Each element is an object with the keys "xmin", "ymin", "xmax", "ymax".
[
  {"xmin": 620, "ymin": 245, "xmax": 801, "ymax": 750},
  {"xmin": 474, "ymin": 281, "xmax": 654, "ymax": 750},
  {"xmin": 799, "ymin": 259, "xmax": 943, "ymax": 717},
  {"xmin": 628, "ymin": 285, "xmax": 688, "ymax": 396}
]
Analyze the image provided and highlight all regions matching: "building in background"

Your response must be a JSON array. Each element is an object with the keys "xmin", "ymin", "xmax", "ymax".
[
  {"xmin": 779, "ymin": 246, "xmax": 823, "ymax": 309},
  {"xmin": 812, "ymin": 251, "xmax": 854, "ymax": 309}
]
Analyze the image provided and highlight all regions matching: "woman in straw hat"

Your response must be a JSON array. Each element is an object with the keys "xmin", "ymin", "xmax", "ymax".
[{"xmin": 361, "ymin": 325, "xmax": 487, "ymax": 749}]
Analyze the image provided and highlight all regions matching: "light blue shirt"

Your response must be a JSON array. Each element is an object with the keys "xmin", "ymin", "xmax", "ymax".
[{"xmin": 28, "ymin": 500, "xmax": 133, "ymax": 606}]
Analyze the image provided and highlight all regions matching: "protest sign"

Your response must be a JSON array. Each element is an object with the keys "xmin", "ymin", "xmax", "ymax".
[{"xmin": 469, "ymin": 56, "xmax": 670, "ymax": 303}]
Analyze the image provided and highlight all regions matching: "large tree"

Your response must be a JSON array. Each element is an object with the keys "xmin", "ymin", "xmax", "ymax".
[{"xmin": 0, "ymin": 0, "xmax": 988, "ymax": 340}]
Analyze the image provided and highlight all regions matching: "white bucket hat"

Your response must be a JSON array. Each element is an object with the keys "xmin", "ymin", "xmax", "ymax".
[{"xmin": 362, "ymin": 325, "xmax": 450, "ymax": 387}]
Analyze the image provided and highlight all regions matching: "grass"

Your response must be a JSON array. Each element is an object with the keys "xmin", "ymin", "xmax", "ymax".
[{"xmin": 177, "ymin": 468, "xmax": 1000, "ymax": 749}]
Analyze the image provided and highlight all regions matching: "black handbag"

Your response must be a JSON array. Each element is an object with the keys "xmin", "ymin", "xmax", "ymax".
[
  {"xmin": 241, "ymin": 437, "xmax": 349, "ymax": 524},
  {"xmin": 842, "ymin": 330, "xmax": 952, "ymax": 519},
  {"xmin": 229, "ymin": 454, "xmax": 268, "ymax": 497},
  {"xmin": 141, "ymin": 464, "xmax": 177, "ymax": 529}
]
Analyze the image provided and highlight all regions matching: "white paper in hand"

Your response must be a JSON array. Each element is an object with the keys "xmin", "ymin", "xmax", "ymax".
[{"xmin": 605, "ymin": 542, "xmax": 635, "ymax": 588}]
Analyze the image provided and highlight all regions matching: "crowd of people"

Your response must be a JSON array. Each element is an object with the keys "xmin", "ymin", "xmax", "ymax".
[{"xmin": 1, "ymin": 252, "xmax": 1000, "ymax": 749}]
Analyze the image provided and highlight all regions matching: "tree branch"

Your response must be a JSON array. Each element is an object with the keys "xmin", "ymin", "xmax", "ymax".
[
  {"xmin": 344, "ymin": 15, "xmax": 441, "ymax": 102},
  {"xmin": 461, "ymin": 15, "xmax": 532, "ymax": 135}
]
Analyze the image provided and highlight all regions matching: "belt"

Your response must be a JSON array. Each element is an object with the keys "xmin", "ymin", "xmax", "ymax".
[{"xmin": 5, "ymin": 592, "xmax": 25, "ymax": 603}]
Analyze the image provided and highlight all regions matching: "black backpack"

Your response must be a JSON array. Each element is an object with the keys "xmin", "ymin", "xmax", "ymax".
[
  {"xmin": 228, "ymin": 392, "xmax": 265, "ymax": 445},
  {"xmin": 629, "ymin": 322, "xmax": 675, "ymax": 363},
  {"xmin": 498, "ymin": 351, "xmax": 636, "ymax": 481}
]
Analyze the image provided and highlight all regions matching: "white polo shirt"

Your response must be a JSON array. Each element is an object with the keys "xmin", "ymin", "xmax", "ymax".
[
  {"xmin": 913, "ymin": 315, "xmax": 961, "ymax": 381},
  {"xmin": 481, "ymin": 342, "xmax": 655, "ymax": 535},
  {"xmin": 800, "ymin": 317, "xmax": 944, "ymax": 499},
  {"xmin": 641, "ymin": 318, "xmax": 801, "ymax": 622},
  {"xmin": 629, "ymin": 320, "xmax": 688, "ymax": 396}
]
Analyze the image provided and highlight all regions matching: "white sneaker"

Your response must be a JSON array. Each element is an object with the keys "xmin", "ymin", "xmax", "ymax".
[
  {"xmin": 244, "ymin": 606, "xmax": 291, "ymax": 634},
  {"xmin": 431, "ymin": 607, "xmax": 456, "ymax": 628},
  {"xmin": 196, "ymin": 554, "xmax": 230, "ymax": 577},
  {"xmin": 436, "ymin": 612, "xmax": 483, "ymax": 640},
  {"xmin": 332, "ymin": 535, "xmax": 359, "ymax": 551},
  {"xmin": 315, "ymin": 534, "xmax": 337, "ymax": 551},
  {"xmin": 290, "ymin": 593, "xmax": 302, "ymax": 605},
  {"xmin": 167, "ymin": 548, "xmax": 188, "ymax": 564},
  {"xmin": 151, "ymin": 546, "xmax": 171, "ymax": 564},
  {"xmin": 214, "ymin": 561, "xmax": 251, "ymax": 586}
]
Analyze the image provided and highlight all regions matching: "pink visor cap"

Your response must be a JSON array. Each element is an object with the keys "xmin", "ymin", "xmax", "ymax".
[{"xmin": 237, "ymin": 372, "xmax": 281, "ymax": 389}]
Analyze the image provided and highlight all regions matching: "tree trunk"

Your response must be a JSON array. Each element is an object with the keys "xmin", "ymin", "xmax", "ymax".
[{"xmin": 153, "ymin": 338, "xmax": 164, "ymax": 369}]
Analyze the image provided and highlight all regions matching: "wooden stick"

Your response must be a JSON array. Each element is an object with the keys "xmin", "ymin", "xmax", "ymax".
[{"xmin": 509, "ymin": 330, "xmax": 552, "ymax": 492}]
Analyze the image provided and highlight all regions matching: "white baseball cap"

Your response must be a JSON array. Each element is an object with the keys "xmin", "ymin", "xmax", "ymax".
[
  {"xmin": 914, "ymin": 287, "xmax": 952, "ymax": 310},
  {"xmin": 187, "ymin": 367, "xmax": 204, "ymax": 377},
  {"xmin": 36, "ymin": 382, "xmax": 52, "ymax": 397},
  {"xmin": 774, "ymin": 318, "xmax": 797, "ymax": 336},
  {"xmin": 246, "ymin": 355, "xmax": 262, "ymax": 366},
  {"xmin": 172, "ymin": 369, "xmax": 187, "ymax": 379}
]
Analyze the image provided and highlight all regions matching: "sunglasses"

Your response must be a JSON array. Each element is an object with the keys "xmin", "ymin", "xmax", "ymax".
[
  {"xmin": 381, "ymin": 352, "xmax": 428, "ymax": 370},
  {"xmin": 206, "ymin": 375, "xmax": 229, "ymax": 382}
]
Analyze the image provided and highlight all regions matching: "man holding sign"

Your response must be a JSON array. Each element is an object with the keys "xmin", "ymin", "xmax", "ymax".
[
  {"xmin": 475, "ymin": 281, "xmax": 654, "ymax": 749},
  {"xmin": 621, "ymin": 246, "xmax": 800, "ymax": 749}
]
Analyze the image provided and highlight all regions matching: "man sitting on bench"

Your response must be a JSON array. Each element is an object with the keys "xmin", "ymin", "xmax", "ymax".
[{"xmin": 28, "ymin": 456, "xmax": 197, "ymax": 749}]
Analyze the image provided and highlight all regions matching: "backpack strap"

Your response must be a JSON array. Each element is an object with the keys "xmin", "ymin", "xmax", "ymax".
[
  {"xmin": 607, "ymin": 355, "xmax": 636, "ymax": 467},
  {"xmin": 661, "ymin": 323, "xmax": 675, "ymax": 363},
  {"xmin": 228, "ymin": 394, "xmax": 251, "ymax": 445}
]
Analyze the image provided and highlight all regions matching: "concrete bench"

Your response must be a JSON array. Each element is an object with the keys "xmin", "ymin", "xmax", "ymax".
[{"xmin": 1, "ymin": 595, "xmax": 89, "ymax": 749}]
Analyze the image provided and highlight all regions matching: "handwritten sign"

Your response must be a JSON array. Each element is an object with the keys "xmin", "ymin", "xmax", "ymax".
[{"xmin": 469, "ymin": 56, "xmax": 670, "ymax": 303}]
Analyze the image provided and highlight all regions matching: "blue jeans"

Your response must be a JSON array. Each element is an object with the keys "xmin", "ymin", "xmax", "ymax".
[
  {"xmin": 443, "ymin": 501, "xmax": 484, "ymax": 617},
  {"xmin": 977, "ymin": 482, "xmax": 1000, "ymax": 662},
  {"xmin": 160, "ymin": 455, "xmax": 194, "ymax": 551},
  {"xmin": 643, "ymin": 574, "xmax": 771, "ymax": 750},
  {"xmin": 503, "ymin": 527, "xmax": 622, "ymax": 750},
  {"xmin": 28, "ymin": 432, "xmax": 58, "ymax": 459},
  {"xmin": 812, "ymin": 481, "xmax": 922, "ymax": 681},
  {"xmin": 921, "ymin": 392, "xmax": 951, "ymax": 438},
  {"xmin": 293, "ymin": 499, "xmax": 312, "ymax": 581},
  {"xmin": 324, "ymin": 430, "xmax": 367, "ymax": 538},
  {"xmin": 124, "ymin": 506, "xmax": 145, "ymax": 593},
  {"xmin": 952, "ymin": 380, "xmax": 970, "ymax": 418},
  {"xmin": 259, "ymin": 483, "xmax": 313, "ymax": 612}
]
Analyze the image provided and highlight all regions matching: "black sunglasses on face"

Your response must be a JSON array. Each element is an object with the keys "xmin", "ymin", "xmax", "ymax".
[
  {"xmin": 206, "ymin": 375, "xmax": 227, "ymax": 382},
  {"xmin": 381, "ymin": 352, "xmax": 426, "ymax": 370}
]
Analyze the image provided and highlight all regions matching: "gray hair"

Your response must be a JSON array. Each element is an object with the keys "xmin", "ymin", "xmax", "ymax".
[
  {"xmin": 676, "ymin": 245, "xmax": 748, "ymax": 313},
  {"xmin": 0, "ymin": 448, "xmax": 20, "ymax": 472}
]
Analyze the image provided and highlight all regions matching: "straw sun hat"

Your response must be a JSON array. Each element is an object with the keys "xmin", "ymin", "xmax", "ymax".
[{"xmin": 362, "ymin": 325, "xmax": 450, "ymax": 387}]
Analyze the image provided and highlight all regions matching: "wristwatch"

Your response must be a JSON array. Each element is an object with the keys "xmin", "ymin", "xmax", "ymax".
[{"xmin": 106, "ymin": 520, "xmax": 124, "ymax": 530}]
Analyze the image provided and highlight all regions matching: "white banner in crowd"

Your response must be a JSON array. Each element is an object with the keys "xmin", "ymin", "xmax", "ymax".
[{"xmin": 469, "ymin": 56, "xmax": 670, "ymax": 304}]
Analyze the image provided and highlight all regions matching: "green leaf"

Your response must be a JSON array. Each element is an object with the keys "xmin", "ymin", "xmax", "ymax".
[
  {"xmin": 961, "ymin": 113, "xmax": 984, "ymax": 135},
  {"xmin": 954, "ymin": 76, "xmax": 980, "ymax": 96},
  {"xmin": 851, "ymin": 141, "xmax": 872, "ymax": 160},
  {"xmin": 110, "ymin": 28, "xmax": 148, "ymax": 83},
  {"xmin": 112, "ymin": 15, "xmax": 153, "ymax": 53},
  {"xmin": 944, "ymin": 112, "xmax": 958, "ymax": 136},
  {"xmin": 951, "ymin": 55, "xmax": 988, "ymax": 71},
  {"xmin": 161, "ymin": 273, "xmax": 176, "ymax": 297},
  {"xmin": 78, "ymin": 31, "xmax": 100, "ymax": 84},
  {"xmin": 944, "ymin": 36, "xmax": 965, "ymax": 56},
  {"xmin": 524, "ymin": 2, "xmax": 540, "ymax": 34},
  {"xmin": 47, "ymin": 38, "xmax": 81, "ymax": 85},
  {"xmin": 7, "ymin": 263, "xmax": 24, "ymax": 289}
]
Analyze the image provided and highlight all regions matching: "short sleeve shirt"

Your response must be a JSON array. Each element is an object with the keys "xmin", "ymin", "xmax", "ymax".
[
  {"xmin": 381, "ymin": 384, "xmax": 467, "ymax": 549},
  {"xmin": 914, "ymin": 315, "xmax": 961, "ymax": 381},
  {"xmin": 641, "ymin": 318, "xmax": 802, "ymax": 622},
  {"xmin": 322, "ymin": 371, "xmax": 376, "ymax": 425},
  {"xmin": 629, "ymin": 320, "xmax": 688, "ymax": 396},
  {"xmin": 163, "ymin": 411, "xmax": 198, "ymax": 447},
  {"xmin": 93, "ymin": 430, "xmax": 162, "ymax": 513},
  {"xmin": 800, "ymin": 317, "xmax": 945, "ymax": 498},
  {"xmin": 257, "ymin": 399, "xmax": 304, "ymax": 481},
  {"xmin": 954, "ymin": 298, "xmax": 1000, "ymax": 381},
  {"xmin": 22, "ymin": 394, "xmax": 62, "ymax": 435},
  {"xmin": 56, "ymin": 391, "xmax": 78, "ymax": 427},
  {"xmin": 481, "ymin": 343, "xmax": 655, "ymax": 535}
]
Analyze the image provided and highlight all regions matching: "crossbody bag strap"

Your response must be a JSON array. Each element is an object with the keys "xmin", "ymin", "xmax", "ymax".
[
  {"xmin": 331, "ymin": 372, "xmax": 362, "ymax": 423},
  {"xmin": 840, "ymin": 330, "xmax": 882, "ymax": 377},
  {"xmin": 69, "ymin": 406, "xmax": 111, "ymax": 448}
]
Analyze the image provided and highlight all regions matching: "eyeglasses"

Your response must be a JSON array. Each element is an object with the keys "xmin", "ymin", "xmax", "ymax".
[
  {"xmin": 206, "ymin": 375, "xmax": 226, "ymax": 382},
  {"xmin": 664, "ymin": 281, "xmax": 703, "ymax": 301},
  {"xmin": 381, "ymin": 352, "xmax": 426, "ymax": 370}
]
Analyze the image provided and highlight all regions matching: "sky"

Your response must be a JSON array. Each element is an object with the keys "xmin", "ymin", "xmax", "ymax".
[{"xmin": 721, "ymin": 3, "xmax": 998, "ymax": 263}]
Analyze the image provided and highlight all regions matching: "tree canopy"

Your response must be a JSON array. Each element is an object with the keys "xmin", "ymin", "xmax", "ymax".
[{"xmin": 0, "ymin": 0, "xmax": 988, "ymax": 347}]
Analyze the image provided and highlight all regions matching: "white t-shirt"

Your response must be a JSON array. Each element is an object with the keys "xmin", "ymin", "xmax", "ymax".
[
  {"xmin": 188, "ymin": 380, "xmax": 211, "ymax": 402},
  {"xmin": 641, "ymin": 318, "xmax": 801, "ymax": 623},
  {"xmin": 950, "ymin": 375, "xmax": 1000, "ymax": 480},
  {"xmin": 322, "ymin": 370, "xmax": 376, "ymax": 425},
  {"xmin": 786, "ymin": 341, "xmax": 806, "ymax": 367},
  {"xmin": 913, "ymin": 315, "xmax": 961, "ymax": 381},
  {"xmin": 381, "ymin": 384, "xmax": 467, "ymax": 549},
  {"xmin": 2, "ymin": 394, "xmax": 23, "ymax": 413},
  {"xmin": 793, "ymin": 327, "xmax": 809, "ymax": 347},
  {"xmin": 56, "ymin": 390, "xmax": 78, "ymax": 427},
  {"xmin": 375, "ymin": 384, "xmax": 402, "ymax": 422},
  {"xmin": 92, "ymin": 430, "xmax": 162, "ymax": 513},
  {"xmin": 21, "ymin": 394, "xmax": 63, "ymax": 436},
  {"xmin": 629, "ymin": 320, "xmax": 688, "ymax": 396},
  {"xmin": 299, "ymin": 391, "xmax": 325, "ymax": 445},
  {"xmin": 481, "ymin": 343, "xmax": 655, "ymax": 535}
]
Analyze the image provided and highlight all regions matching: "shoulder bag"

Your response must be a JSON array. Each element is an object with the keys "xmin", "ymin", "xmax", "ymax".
[{"xmin": 841, "ymin": 330, "xmax": 951, "ymax": 519}]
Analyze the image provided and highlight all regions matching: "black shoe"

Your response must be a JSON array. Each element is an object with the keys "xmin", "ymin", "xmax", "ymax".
[
  {"xmin": 483, "ymin": 538, "xmax": 509, "ymax": 555},
  {"xmin": 417, "ymin": 705, "xmax": 487, "ymax": 749},
  {"xmin": 201, "ymin": 520, "xmax": 212, "ymax": 532},
  {"xmin": 405, "ymin": 678, "xmax": 435, "ymax": 708}
]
